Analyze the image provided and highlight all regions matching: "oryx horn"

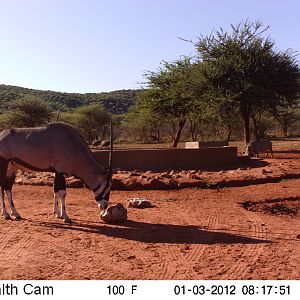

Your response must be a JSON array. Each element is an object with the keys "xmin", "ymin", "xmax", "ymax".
[{"xmin": 108, "ymin": 117, "xmax": 113, "ymax": 179}]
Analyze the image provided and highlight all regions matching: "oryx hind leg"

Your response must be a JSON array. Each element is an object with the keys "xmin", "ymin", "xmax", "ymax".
[
  {"xmin": 54, "ymin": 173, "xmax": 71, "ymax": 223},
  {"xmin": 0, "ymin": 160, "xmax": 21, "ymax": 220},
  {"xmin": 5, "ymin": 167, "xmax": 21, "ymax": 220},
  {"xmin": 1, "ymin": 188, "xmax": 10, "ymax": 219},
  {"xmin": 0, "ymin": 157, "xmax": 11, "ymax": 220}
]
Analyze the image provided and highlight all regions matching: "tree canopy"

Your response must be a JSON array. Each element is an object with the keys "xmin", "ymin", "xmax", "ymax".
[
  {"xmin": 141, "ymin": 57, "xmax": 208, "ymax": 146},
  {"xmin": 195, "ymin": 21, "xmax": 300, "ymax": 143},
  {"xmin": 0, "ymin": 96, "xmax": 53, "ymax": 129},
  {"xmin": 61, "ymin": 104, "xmax": 110, "ymax": 143}
]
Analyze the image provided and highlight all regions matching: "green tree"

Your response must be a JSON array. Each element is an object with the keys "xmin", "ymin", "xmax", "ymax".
[
  {"xmin": 195, "ymin": 21, "xmax": 300, "ymax": 144},
  {"xmin": 272, "ymin": 107, "xmax": 300, "ymax": 137},
  {"xmin": 61, "ymin": 104, "xmax": 110, "ymax": 143},
  {"xmin": 1, "ymin": 96, "xmax": 52, "ymax": 128},
  {"xmin": 143, "ymin": 57, "xmax": 203, "ymax": 147}
]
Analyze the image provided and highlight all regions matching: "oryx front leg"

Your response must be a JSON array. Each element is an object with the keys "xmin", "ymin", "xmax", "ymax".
[
  {"xmin": 1, "ymin": 188, "xmax": 10, "ymax": 220},
  {"xmin": 53, "ymin": 192, "xmax": 60, "ymax": 218},
  {"xmin": 5, "ymin": 190, "xmax": 21, "ymax": 220},
  {"xmin": 54, "ymin": 173, "xmax": 71, "ymax": 223},
  {"xmin": 59, "ymin": 190, "xmax": 71, "ymax": 223}
]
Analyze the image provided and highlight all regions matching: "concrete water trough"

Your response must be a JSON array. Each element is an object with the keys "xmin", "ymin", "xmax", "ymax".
[
  {"xmin": 185, "ymin": 141, "xmax": 229, "ymax": 148},
  {"xmin": 92, "ymin": 146, "xmax": 237, "ymax": 171}
]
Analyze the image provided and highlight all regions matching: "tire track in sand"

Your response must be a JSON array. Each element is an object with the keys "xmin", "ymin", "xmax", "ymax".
[
  {"xmin": 154, "ymin": 203, "xmax": 189, "ymax": 280},
  {"xmin": 185, "ymin": 216, "xmax": 218, "ymax": 262},
  {"xmin": 163, "ymin": 204, "xmax": 196, "ymax": 279},
  {"xmin": 164, "ymin": 204, "xmax": 219, "ymax": 279},
  {"xmin": 0, "ymin": 227, "xmax": 18, "ymax": 251},
  {"xmin": 0, "ymin": 220, "xmax": 40, "ymax": 268},
  {"xmin": 220, "ymin": 210, "xmax": 268, "ymax": 280}
]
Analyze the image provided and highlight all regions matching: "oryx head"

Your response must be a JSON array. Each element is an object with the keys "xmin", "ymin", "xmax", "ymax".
[
  {"xmin": 94, "ymin": 171, "xmax": 112, "ymax": 210},
  {"xmin": 94, "ymin": 118, "xmax": 113, "ymax": 210}
]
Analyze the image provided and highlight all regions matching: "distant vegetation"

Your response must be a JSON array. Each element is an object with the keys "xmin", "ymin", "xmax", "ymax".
[
  {"xmin": 0, "ymin": 84, "xmax": 139, "ymax": 113},
  {"xmin": 1, "ymin": 20, "xmax": 300, "ymax": 147}
]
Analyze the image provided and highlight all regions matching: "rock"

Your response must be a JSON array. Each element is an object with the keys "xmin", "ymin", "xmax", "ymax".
[
  {"xmin": 129, "ymin": 172, "xmax": 141, "ymax": 177},
  {"xmin": 168, "ymin": 179, "xmax": 179, "ymax": 189},
  {"xmin": 127, "ymin": 198, "xmax": 153, "ymax": 208},
  {"xmin": 100, "ymin": 203, "xmax": 127, "ymax": 224},
  {"xmin": 111, "ymin": 178, "xmax": 127, "ymax": 189},
  {"xmin": 188, "ymin": 170, "xmax": 197, "ymax": 175},
  {"xmin": 25, "ymin": 173, "xmax": 37, "ymax": 179},
  {"xmin": 172, "ymin": 174, "xmax": 181, "ymax": 179},
  {"xmin": 122, "ymin": 178, "xmax": 144, "ymax": 190},
  {"xmin": 15, "ymin": 178, "xmax": 23, "ymax": 184},
  {"xmin": 144, "ymin": 178, "xmax": 168, "ymax": 189},
  {"xmin": 67, "ymin": 178, "xmax": 84, "ymax": 188},
  {"xmin": 169, "ymin": 170, "xmax": 176, "ymax": 175},
  {"xmin": 160, "ymin": 172, "xmax": 172, "ymax": 178},
  {"xmin": 186, "ymin": 173, "xmax": 201, "ymax": 179}
]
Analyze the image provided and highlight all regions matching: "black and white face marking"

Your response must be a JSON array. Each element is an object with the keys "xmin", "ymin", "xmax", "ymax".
[{"xmin": 93, "ymin": 174, "xmax": 112, "ymax": 210}]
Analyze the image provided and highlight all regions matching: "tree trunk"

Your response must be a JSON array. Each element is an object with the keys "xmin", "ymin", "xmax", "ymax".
[
  {"xmin": 172, "ymin": 119, "xmax": 186, "ymax": 148},
  {"xmin": 189, "ymin": 117, "xmax": 197, "ymax": 141},
  {"xmin": 156, "ymin": 122, "xmax": 161, "ymax": 143},
  {"xmin": 282, "ymin": 124, "xmax": 288, "ymax": 137},
  {"xmin": 226, "ymin": 123, "xmax": 232, "ymax": 142},
  {"xmin": 252, "ymin": 117, "xmax": 258, "ymax": 141},
  {"xmin": 240, "ymin": 103, "xmax": 251, "ymax": 144},
  {"xmin": 243, "ymin": 115, "xmax": 251, "ymax": 144}
]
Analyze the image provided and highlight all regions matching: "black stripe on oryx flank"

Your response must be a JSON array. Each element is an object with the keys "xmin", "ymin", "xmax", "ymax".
[{"xmin": 12, "ymin": 158, "xmax": 56, "ymax": 173}]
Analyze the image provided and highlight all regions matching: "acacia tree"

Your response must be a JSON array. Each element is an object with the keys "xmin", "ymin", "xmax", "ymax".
[
  {"xmin": 143, "ymin": 57, "xmax": 204, "ymax": 147},
  {"xmin": 61, "ymin": 104, "xmax": 110, "ymax": 143},
  {"xmin": 124, "ymin": 103, "xmax": 163, "ymax": 143},
  {"xmin": 195, "ymin": 21, "xmax": 300, "ymax": 144},
  {"xmin": 1, "ymin": 96, "xmax": 53, "ymax": 128},
  {"xmin": 272, "ymin": 107, "xmax": 300, "ymax": 137}
]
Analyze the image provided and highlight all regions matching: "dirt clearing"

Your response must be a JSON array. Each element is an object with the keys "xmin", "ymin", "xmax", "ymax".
[{"xmin": 0, "ymin": 177, "xmax": 299, "ymax": 280}]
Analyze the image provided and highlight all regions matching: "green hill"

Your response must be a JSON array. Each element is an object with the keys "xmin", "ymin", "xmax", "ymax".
[{"xmin": 0, "ymin": 84, "xmax": 140, "ymax": 114}]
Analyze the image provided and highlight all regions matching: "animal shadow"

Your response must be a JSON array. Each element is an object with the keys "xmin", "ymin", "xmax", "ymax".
[{"xmin": 35, "ymin": 219, "xmax": 271, "ymax": 245}]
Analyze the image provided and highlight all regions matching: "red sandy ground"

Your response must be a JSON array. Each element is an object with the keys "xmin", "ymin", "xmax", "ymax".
[{"xmin": 0, "ymin": 159, "xmax": 299, "ymax": 280}]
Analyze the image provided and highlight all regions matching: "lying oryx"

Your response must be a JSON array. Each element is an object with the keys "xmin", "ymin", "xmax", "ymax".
[{"xmin": 0, "ymin": 122, "xmax": 112, "ymax": 222}]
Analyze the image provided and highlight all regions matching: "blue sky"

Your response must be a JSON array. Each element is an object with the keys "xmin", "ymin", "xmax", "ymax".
[{"xmin": 0, "ymin": 0, "xmax": 299, "ymax": 93}]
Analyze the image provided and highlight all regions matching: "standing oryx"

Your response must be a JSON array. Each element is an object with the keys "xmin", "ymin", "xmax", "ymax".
[{"xmin": 0, "ymin": 122, "xmax": 113, "ymax": 222}]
